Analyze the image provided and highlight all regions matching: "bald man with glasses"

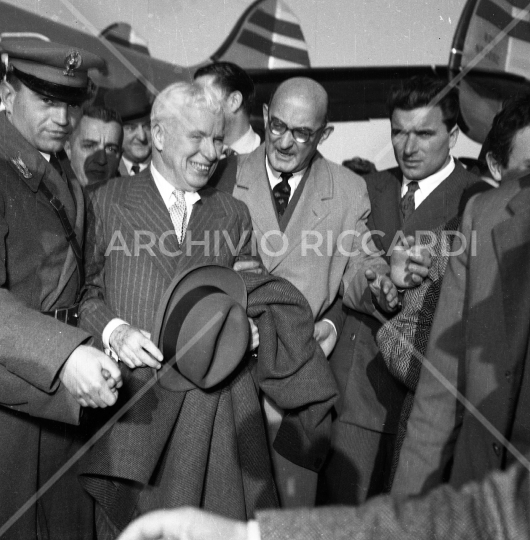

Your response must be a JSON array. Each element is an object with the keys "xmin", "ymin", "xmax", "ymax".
[{"xmin": 211, "ymin": 76, "xmax": 405, "ymax": 508}]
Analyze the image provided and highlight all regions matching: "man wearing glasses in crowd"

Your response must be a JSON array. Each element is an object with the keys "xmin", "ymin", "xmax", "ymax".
[{"xmin": 212, "ymin": 76, "xmax": 403, "ymax": 508}]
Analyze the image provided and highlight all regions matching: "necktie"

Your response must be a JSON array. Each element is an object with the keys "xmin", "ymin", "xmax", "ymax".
[
  {"xmin": 49, "ymin": 153, "xmax": 63, "ymax": 176},
  {"xmin": 273, "ymin": 172, "xmax": 293, "ymax": 218},
  {"xmin": 169, "ymin": 189, "xmax": 187, "ymax": 244},
  {"xmin": 223, "ymin": 147, "xmax": 238, "ymax": 158},
  {"xmin": 131, "ymin": 164, "xmax": 141, "ymax": 175},
  {"xmin": 400, "ymin": 181, "xmax": 419, "ymax": 222}
]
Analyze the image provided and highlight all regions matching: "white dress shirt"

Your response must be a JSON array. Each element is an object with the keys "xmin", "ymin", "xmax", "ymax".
[
  {"xmin": 102, "ymin": 163, "xmax": 201, "ymax": 353},
  {"xmin": 121, "ymin": 156, "xmax": 150, "ymax": 175},
  {"xmin": 401, "ymin": 156, "xmax": 455, "ymax": 209},
  {"xmin": 231, "ymin": 126, "xmax": 261, "ymax": 155}
]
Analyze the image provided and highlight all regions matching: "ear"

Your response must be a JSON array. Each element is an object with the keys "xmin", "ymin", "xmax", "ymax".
[
  {"xmin": 0, "ymin": 81, "xmax": 16, "ymax": 118},
  {"xmin": 448, "ymin": 124, "xmax": 459, "ymax": 149},
  {"xmin": 227, "ymin": 91, "xmax": 243, "ymax": 114},
  {"xmin": 318, "ymin": 125, "xmax": 334, "ymax": 145},
  {"xmin": 151, "ymin": 123, "xmax": 164, "ymax": 152},
  {"xmin": 262, "ymin": 103, "xmax": 269, "ymax": 128},
  {"xmin": 64, "ymin": 139, "xmax": 72, "ymax": 160},
  {"xmin": 486, "ymin": 151, "xmax": 503, "ymax": 182}
]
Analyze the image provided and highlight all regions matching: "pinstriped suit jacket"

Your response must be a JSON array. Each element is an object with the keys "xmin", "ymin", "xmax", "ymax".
[
  {"xmin": 77, "ymin": 170, "xmax": 272, "ymax": 527},
  {"xmin": 79, "ymin": 169, "xmax": 255, "ymax": 342}
]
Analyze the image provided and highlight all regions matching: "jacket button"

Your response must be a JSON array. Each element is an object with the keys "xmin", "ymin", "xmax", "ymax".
[
  {"xmin": 350, "ymin": 333, "xmax": 356, "ymax": 341},
  {"xmin": 505, "ymin": 370, "xmax": 511, "ymax": 380},
  {"xmin": 492, "ymin": 442, "xmax": 501, "ymax": 456}
]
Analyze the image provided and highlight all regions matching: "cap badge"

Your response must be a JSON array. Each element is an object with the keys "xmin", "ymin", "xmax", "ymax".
[
  {"xmin": 11, "ymin": 155, "xmax": 32, "ymax": 179},
  {"xmin": 63, "ymin": 50, "xmax": 82, "ymax": 77}
]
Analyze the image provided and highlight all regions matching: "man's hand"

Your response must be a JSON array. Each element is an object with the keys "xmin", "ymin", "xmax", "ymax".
[
  {"xmin": 248, "ymin": 318, "xmax": 259, "ymax": 351},
  {"xmin": 390, "ymin": 235, "xmax": 432, "ymax": 288},
  {"xmin": 118, "ymin": 508, "xmax": 248, "ymax": 540},
  {"xmin": 109, "ymin": 324, "xmax": 163, "ymax": 370},
  {"xmin": 313, "ymin": 320, "xmax": 337, "ymax": 357},
  {"xmin": 365, "ymin": 268, "xmax": 399, "ymax": 313},
  {"xmin": 233, "ymin": 258, "xmax": 263, "ymax": 274},
  {"xmin": 60, "ymin": 345, "xmax": 123, "ymax": 408}
]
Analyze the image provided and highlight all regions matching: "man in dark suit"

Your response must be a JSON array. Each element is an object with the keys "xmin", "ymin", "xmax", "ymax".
[
  {"xmin": 318, "ymin": 76, "xmax": 481, "ymax": 505},
  {"xmin": 0, "ymin": 40, "xmax": 122, "ymax": 540},
  {"xmin": 105, "ymin": 80, "xmax": 153, "ymax": 176},
  {"xmin": 78, "ymin": 81, "xmax": 272, "ymax": 536},
  {"xmin": 392, "ymin": 172, "xmax": 530, "ymax": 495}
]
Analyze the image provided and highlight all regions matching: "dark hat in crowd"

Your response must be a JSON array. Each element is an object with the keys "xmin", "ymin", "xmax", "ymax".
[
  {"xmin": 0, "ymin": 38, "xmax": 105, "ymax": 104},
  {"xmin": 104, "ymin": 80, "xmax": 152, "ymax": 123},
  {"xmin": 152, "ymin": 264, "xmax": 249, "ymax": 392}
]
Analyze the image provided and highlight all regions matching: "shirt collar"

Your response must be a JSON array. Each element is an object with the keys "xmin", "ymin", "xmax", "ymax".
[
  {"xmin": 403, "ymin": 156, "xmax": 455, "ymax": 195},
  {"xmin": 150, "ymin": 163, "xmax": 201, "ymax": 208},
  {"xmin": 122, "ymin": 155, "xmax": 149, "ymax": 174},
  {"xmin": 265, "ymin": 156, "xmax": 307, "ymax": 183},
  {"xmin": 39, "ymin": 152, "xmax": 51, "ymax": 162},
  {"xmin": 231, "ymin": 126, "xmax": 261, "ymax": 155}
]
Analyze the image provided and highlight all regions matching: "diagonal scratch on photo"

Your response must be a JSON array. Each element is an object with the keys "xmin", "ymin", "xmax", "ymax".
[{"xmin": 1, "ymin": 0, "xmax": 530, "ymax": 538}]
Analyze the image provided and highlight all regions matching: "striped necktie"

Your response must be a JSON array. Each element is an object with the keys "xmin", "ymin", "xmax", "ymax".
[
  {"xmin": 169, "ymin": 189, "xmax": 187, "ymax": 244},
  {"xmin": 400, "ymin": 181, "xmax": 419, "ymax": 222}
]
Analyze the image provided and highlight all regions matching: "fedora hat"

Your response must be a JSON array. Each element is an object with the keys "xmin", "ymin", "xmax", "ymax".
[
  {"xmin": 152, "ymin": 264, "xmax": 249, "ymax": 392},
  {"xmin": 104, "ymin": 80, "xmax": 152, "ymax": 123}
]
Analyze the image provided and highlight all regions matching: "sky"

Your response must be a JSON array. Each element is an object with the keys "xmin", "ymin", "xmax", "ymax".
[{"xmin": 5, "ymin": 0, "xmax": 480, "ymax": 166}]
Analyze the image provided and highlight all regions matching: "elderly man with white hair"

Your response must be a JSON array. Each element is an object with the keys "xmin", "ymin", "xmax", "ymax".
[{"xmin": 77, "ymin": 81, "xmax": 266, "ymax": 537}]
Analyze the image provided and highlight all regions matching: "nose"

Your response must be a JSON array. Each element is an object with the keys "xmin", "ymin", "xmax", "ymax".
[
  {"xmin": 135, "ymin": 125, "xmax": 148, "ymax": 142},
  {"xmin": 53, "ymin": 103, "xmax": 69, "ymax": 126},
  {"xmin": 278, "ymin": 129, "xmax": 294, "ymax": 149},
  {"xmin": 403, "ymin": 133, "xmax": 417, "ymax": 155},
  {"xmin": 202, "ymin": 138, "xmax": 218, "ymax": 162},
  {"xmin": 93, "ymin": 148, "xmax": 108, "ymax": 166}
]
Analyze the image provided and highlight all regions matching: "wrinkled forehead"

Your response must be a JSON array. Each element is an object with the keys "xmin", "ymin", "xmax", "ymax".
[
  {"xmin": 171, "ymin": 102, "xmax": 225, "ymax": 133},
  {"xmin": 269, "ymin": 93, "xmax": 325, "ymax": 130},
  {"xmin": 74, "ymin": 117, "xmax": 122, "ymax": 142}
]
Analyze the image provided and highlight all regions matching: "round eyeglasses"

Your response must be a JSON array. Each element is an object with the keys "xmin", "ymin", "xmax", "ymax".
[{"xmin": 268, "ymin": 117, "xmax": 325, "ymax": 144}]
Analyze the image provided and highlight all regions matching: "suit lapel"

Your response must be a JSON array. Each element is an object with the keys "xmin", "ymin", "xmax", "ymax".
[
  {"xmin": 118, "ymin": 172, "xmax": 181, "ymax": 281},
  {"xmin": 493, "ymin": 183, "xmax": 530, "ymax": 368},
  {"xmin": 367, "ymin": 169, "xmax": 402, "ymax": 254},
  {"xmin": 235, "ymin": 148, "xmax": 286, "ymax": 267},
  {"xmin": 270, "ymin": 155, "xmax": 332, "ymax": 272}
]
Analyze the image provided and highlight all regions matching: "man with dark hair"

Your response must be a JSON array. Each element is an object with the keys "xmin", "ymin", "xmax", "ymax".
[
  {"xmin": 65, "ymin": 105, "xmax": 123, "ymax": 188},
  {"xmin": 0, "ymin": 39, "xmax": 122, "ymax": 540},
  {"xmin": 318, "ymin": 75, "xmax": 480, "ymax": 506},
  {"xmin": 485, "ymin": 93, "xmax": 530, "ymax": 181},
  {"xmin": 194, "ymin": 62, "xmax": 260, "ymax": 154},
  {"xmin": 105, "ymin": 80, "xmax": 153, "ymax": 175}
]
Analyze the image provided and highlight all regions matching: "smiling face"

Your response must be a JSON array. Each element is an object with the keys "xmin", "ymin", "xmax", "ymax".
[
  {"xmin": 2, "ymin": 81, "xmax": 82, "ymax": 153},
  {"xmin": 65, "ymin": 116, "xmax": 122, "ymax": 187},
  {"xmin": 153, "ymin": 103, "xmax": 224, "ymax": 192},
  {"xmin": 263, "ymin": 92, "xmax": 330, "ymax": 174},
  {"xmin": 391, "ymin": 106, "xmax": 458, "ymax": 181}
]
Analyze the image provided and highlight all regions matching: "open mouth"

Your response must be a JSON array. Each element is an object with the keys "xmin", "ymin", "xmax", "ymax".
[{"xmin": 190, "ymin": 161, "xmax": 211, "ymax": 174}]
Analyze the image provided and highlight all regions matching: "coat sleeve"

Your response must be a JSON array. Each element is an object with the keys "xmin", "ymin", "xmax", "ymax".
[
  {"xmin": 78, "ymin": 191, "xmax": 121, "ymax": 348},
  {"xmin": 0, "ymin": 182, "xmax": 87, "ymax": 423},
  {"xmin": 257, "ymin": 455, "xmax": 530, "ymax": 540},
  {"xmin": 339, "ymin": 181, "xmax": 390, "ymax": 320},
  {"xmin": 390, "ymin": 205, "xmax": 473, "ymax": 496}
]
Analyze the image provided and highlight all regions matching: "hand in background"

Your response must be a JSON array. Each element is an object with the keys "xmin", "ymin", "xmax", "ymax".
[
  {"xmin": 313, "ymin": 320, "xmax": 337, "ymax": 357},
  {"xmin": 365, "ymin": 269, "xmax": 399, "ymax": 313}
]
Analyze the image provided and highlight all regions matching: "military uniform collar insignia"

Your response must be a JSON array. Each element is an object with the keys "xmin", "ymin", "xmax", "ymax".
[{"xmin": 11, "ymin": 154, "xmax": 32, "ymax": 179}]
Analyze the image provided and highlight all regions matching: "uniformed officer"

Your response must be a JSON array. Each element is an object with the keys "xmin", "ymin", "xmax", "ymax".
[{"xmin": 0, "ymin": 39, "xmax": 122, "ymax": 540}]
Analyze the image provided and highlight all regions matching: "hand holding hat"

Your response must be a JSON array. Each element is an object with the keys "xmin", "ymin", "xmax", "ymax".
[
  {"xmin": 109, "ymin": 324, "xmax": 163, "ymax": 370},
  {"xmin": 152, "ymin": 264, "xmax": 250, "ymax": 392}
]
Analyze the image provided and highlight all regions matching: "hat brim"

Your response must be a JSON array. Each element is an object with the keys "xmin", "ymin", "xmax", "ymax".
[{"xmin": 152, "ymin": 264, "xmax": 247, "ymax": 392}]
